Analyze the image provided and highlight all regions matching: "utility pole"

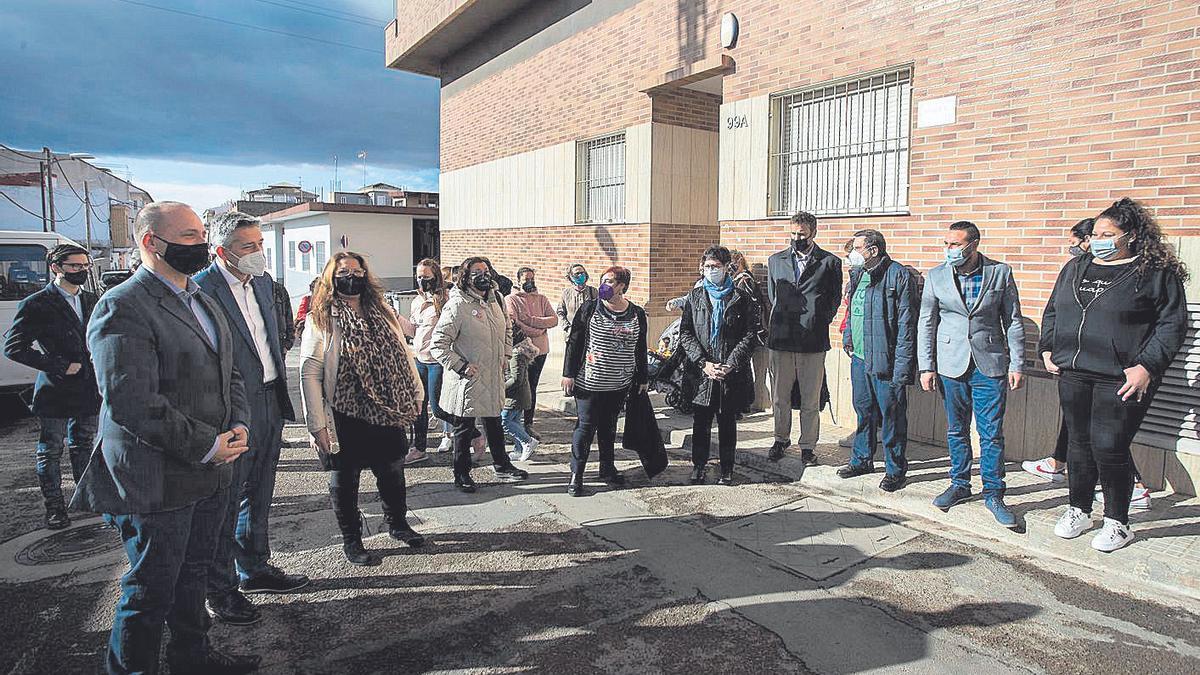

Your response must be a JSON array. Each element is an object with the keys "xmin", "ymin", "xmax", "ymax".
[
  {"xmin": 84, "ymin": 179, "xmax": 93, "ymax": 254},
  {"xmin": 38, "ymin": 160, "xmax": 48, "ymax": 232},
  {"xmin": 43, "ymin": 147, "xmax": 56, "ymax": 232},
  {"xmin": 357, "ymin": 150, "xmax": 367, "ymax": 189},
  {"xmin": 333, "ymin": 154, "xmax": 339, "ymax": 192}
]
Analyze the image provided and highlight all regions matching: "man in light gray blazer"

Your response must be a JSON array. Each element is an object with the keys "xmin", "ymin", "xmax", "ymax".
[
  {"xmin": 72, "ymin": 202, "xmax": 260, "ymax": 675},
  {"xmin": 917, "ymin": 221, "xmax": 1026, "ymax": 528}
]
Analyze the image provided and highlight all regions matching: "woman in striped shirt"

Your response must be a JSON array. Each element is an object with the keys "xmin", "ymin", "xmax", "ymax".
[{"xmin": 561, "ymin": 266, "xmax": 648, "ymax": 496}]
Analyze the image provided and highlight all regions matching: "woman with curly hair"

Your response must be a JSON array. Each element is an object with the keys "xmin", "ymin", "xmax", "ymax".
[{"xmin": 1039, "ymin": 198, "xmax": 1189, "ymax": 552}]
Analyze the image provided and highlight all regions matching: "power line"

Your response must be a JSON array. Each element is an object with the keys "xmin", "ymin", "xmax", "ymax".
[
  {"xmin": 275, "ymin": 0, "xmax": 389, "ymax": 23},
  {"xmin": 250, "ymin": 0, "xmax": 382, "ymax": 28},
  {"xmin": 109, "ymin": 0, "xmax": 381, "ymax": 55},
  {"xmin": 0, "ymin": 142, "xmax": 46, "ymax": 164},
  {"xmin": 0, "ymin": 190, "xmax": 83, "ymax": 223},
  {"xmin": 50, "ymin": 158, "xmax": 110, "ymax": 223}
]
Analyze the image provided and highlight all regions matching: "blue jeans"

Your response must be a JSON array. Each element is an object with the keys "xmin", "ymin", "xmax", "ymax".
[
  {"xmin": 209, "ymin": 386, "xmax": 283, "ymax": 593},
  {"xmin": 104, "ymin": 487, "xmax": 228, "ymax": 674},
  {"xmin": 36, "ymin": 415, "xmax": 97, "ymax": 507},
  {"xmin": 940, "ymin": 366, "xmax": 1007, "ymax": 495},
  {"xmin": 849, "ymin": 357, "xmax": 908, "ymax": 477},
  {"xmin": 414, "ymin": 361, "xmax": 450, "ymax": 451},
  {"xmin": 501, "ymin": 408, "xmax": 532, "ymax": 452}
]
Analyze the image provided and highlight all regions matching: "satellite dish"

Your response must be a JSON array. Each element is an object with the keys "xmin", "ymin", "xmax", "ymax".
[{"xmin": 721, "ymin": 13, "xmax": 739, "ymax": 49}]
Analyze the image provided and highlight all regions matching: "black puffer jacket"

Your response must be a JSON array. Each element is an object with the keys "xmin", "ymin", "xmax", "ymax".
[
  {"xmin": 677, "ymin": 285, "xmax": 761, "ymax": 413},
  {"xmin": 1039, "ymin": 254, "xmax": 1187, "ymax": 379}
]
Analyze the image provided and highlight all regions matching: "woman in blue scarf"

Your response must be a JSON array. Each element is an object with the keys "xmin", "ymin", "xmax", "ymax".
[{"xmin": 677, "ymin": 246, "xmax": 762, "ymax": 485}]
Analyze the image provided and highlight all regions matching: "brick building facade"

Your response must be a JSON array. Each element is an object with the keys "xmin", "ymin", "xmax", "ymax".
[{"xmin": 388, "ymin": 0, "xmax": 1200, "ymax": 492}]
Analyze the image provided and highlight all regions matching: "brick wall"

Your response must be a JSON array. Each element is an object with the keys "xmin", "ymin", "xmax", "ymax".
[{"xmin": 651, "ymin": 88, "xmax": 722, "ymax": 132}]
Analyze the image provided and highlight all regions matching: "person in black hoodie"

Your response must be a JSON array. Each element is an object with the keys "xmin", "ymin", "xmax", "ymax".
[
  {"xmin": 3, "ymin": 243, "xmax": 101, "ymax": 530},
  {"xmin": 1040, "ymin": 198, "xmax": 1188, "ymax": 552}
]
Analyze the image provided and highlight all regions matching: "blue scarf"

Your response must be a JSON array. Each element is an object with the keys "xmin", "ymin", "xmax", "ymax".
[{"xmin": 703, "ymin": 276, "xmax": 734, "ymax": 346}]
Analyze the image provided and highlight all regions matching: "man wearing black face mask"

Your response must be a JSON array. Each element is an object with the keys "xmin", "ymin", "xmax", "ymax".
[
  {"xmin": 765, "ymin": 211, "xmax": 843, "ymax": 465},
  {"xmin": 505, "ymin": 266, "xmax": 557, "ymax": 437},
  {"xmin": 72, "ymin": 201, "xmax": 258, "ymax": 674},
  {"xmin": 4, "ymin": 243, "xmax": 101, "ymax": 530}
]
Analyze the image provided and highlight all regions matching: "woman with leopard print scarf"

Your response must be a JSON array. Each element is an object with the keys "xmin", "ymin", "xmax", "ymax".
[{"xmin": 300, "ymin": 252, "xmax": 426, "ymax": 566}]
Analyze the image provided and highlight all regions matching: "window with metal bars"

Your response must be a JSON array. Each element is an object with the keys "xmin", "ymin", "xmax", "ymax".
[
  {"xmin": 769, "ymin": 67, "xmax": 913, "ymax": 217},
  {"xmin": 575, "ymin": 132, "xmax": 626, "ymax": 224}
]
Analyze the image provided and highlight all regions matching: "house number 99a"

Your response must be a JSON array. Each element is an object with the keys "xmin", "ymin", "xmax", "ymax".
[{"xmin": 726, "ymin": 115, "xmax": 748, "ymax": 130}]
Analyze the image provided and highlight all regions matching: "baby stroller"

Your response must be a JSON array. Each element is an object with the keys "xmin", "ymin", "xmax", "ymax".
[{"xmin": 647, "ymin": 317, "xmax": 703, "ymax": 415}]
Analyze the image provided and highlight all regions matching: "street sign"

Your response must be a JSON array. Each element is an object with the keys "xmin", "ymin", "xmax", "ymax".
[{"xmin": 297, "ymin": 240, "xmax": 313, "ymax": 254}]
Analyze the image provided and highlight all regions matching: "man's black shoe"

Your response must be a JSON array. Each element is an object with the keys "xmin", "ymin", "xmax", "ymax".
[
  {"xmin": 567, "ymin": 473, "xmax": 588, "ymax": 497},
  {"xmin": 879, "ymin": 474, "xmax": 908, "ymax": 492},
  {"xmin": 689, "ymin": 465, "xmax": 707, "ymax": 485},
  {"xmin": 454, "ymin": 473, "xmax": 477, "ymax": 493},
  {"xmin": 167, "ymin": 646, "xmax": 261, "ymax": 675},
  {"xmin": 767, "ymin": 441, "xmax": 787, "ymax": 461},
  {"xmin": 342, "ymin": 539, "xmax": 378, "ymax": 566},
  {"xmin": 239, "ymin": 565, "xmax": 310, "ymax": 594},
  {"xmin": 836, "ymin": 463, "xmax": 874, "ymax": 479},
  {"xmin": 598, "ymin": 464, "xmax": 626, "ymax": 486},
  {"xmin": 717, "ymin": 470, "xmax": 734, "ymax": 486},
  {"xmin": 45, "ymin": 506, "xmax": 70, "ymax": 530},
  {"xmin": 800, "ymin": 449, "xmax": 818, "ymax": 466},
  {"xmin": 493, "ymin": 465, "xmax": 529, "ymax": 482},
  {"xmin": 206, "ymin": 591, "xmax": 261, "ymax": 626},
  {"xmin": 387, "ymin": 521, "xmax": 425, "ymax": 547}
]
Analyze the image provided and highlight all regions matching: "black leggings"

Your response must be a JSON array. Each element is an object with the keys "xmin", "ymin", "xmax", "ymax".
[
  {"xmin": 451, "ymin": 415, "xmax": 512, "ymax": 476},
  {"xmin": 693, "ymin": 388, "xmax": 737, "ymax": 472},
  {"xmin": 571, "ymin": 389, "xmax": 626, "ymax": 475},
  {"xmin": 1052, "ymin": 415, "xmax": 1142, "ymax": 483},
  {"xmin": 525, "ymin": 353, "xmax": 547, "ymax": 428},
  {"xmin": 1058, "ymin": 371, "xmax": 1154, "ymax": 524},
  {"xmin": 328, "ymin": 412, "xmax": 409, "ymax": 539}
]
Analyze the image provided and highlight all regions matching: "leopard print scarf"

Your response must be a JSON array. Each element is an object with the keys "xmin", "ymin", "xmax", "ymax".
[{"xmin": 331, "ymin": 299, "xmax": 420, "ymax": 428}]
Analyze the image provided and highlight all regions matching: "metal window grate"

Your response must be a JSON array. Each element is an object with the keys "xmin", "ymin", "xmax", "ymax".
[
  {"xmin": 770, "ymin": 67, "xmax": 912, "ymax": 217},
  {"xmin": 576, "ymin": 132, "xmax": 626, "ymax": 224},
  {"xmin": 1135, "ymin": 302, "xmax": 1200, "ymax": 454}
]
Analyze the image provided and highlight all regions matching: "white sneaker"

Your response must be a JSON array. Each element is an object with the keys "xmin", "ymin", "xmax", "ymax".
[
  {"xmin": 1094, "ymin": 486, "xmax": 1152, "ymax": 511},
  {"xmin": 519, "ymin": 438, "xmax": 539, "ymax": 462},
  {"xmin": 434, "ymin": 437, "xmax": 453, "ymax": 453},
  {"xmin": 1053, "ymin": 506, "xmax": 1093, "ymax": 539},
  {"xmin": 1091, "ymin": 518, "xmax": 1135, "ymax": 552},
  {"xmin": 1021, "ymin": 458, "xmax": 1066, "ymax": 483},
  {"xmin": 507, "ymin": 450, "xmax": 521, "ymax": 462}
]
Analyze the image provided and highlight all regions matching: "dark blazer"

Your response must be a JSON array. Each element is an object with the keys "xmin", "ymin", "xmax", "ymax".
[
  {"xmin": 194, "ymin": 263, "xmax": 296, "ymax": 421},
  {"xmin": 841, "ymin": 257, "xmax": 919, "ymax": 385},
  {"xmin": 563, "ymin": 299, "xmax": 649, "ymax": 388},
  {"xmin": 677, "ymin": 285, "xmax": 761, "ymax": 412},
  {"xmin": 71, "ymin": 267, "xmax": 250, "ymax": 515},
  {"xmin": 766, "ymin": 245, "xmax": 843, "ymax": 353},
  {"xmin": 3, "ymin": 283, "xmax": 101, "ymax": 418}
]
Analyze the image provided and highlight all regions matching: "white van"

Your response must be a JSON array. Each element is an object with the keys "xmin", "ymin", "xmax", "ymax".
[{"xmin": 0, "ymin": 230, "xmax": 93, "ymax": 394}]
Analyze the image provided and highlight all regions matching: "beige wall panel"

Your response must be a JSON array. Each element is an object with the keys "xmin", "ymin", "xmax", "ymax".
[{"xmin": 718, "ymin": 95, "xmax": 770, "ymax": 221}]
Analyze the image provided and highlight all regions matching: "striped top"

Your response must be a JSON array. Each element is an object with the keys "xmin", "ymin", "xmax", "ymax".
[{"xmin": 579, "ymin": 302, "xmax": 641, "ymax": 392}]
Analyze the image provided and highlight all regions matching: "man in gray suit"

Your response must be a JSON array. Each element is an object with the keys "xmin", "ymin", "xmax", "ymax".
[
  {"xmin": 72, "ymin": 202, "xmax": 261, "ymax": 675},
  {"xmin": 917, "ymin": 221, "xmax": 1025, "ymax": 528},
  {"xmin": 196, "ymin": 211, "xmax": 307, "ymax": 627}
]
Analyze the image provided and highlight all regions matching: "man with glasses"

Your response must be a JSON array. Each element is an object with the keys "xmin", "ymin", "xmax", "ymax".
[{"xmin": 4, "ymin": 243, "xmax": 101, "ymax": 529}]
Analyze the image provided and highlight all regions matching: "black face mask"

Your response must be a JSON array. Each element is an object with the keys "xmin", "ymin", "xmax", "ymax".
[
  {"xmin": 334, "ymin": 275, "xmax": 366, "ymax": 296},
  {"xmin": 792, "ymin": 236, "xmax": 809, "ymax": 252},
  {"xmin": 471, "ymin": 272, "xmax": 494, "ymax": 292},
  {"xmin": 153, "ymin": 234, "xmax": 210, "ymax": 275},
  {"xmin": 1068, "ymin": 245, "xmax": 1086, "ymax": 258},
  {"xmin": 521, "ymin": 281, "xmax": 536, "ymax": 293},
  {"xmin": 61, "ymin": 270, "xmax": 89, "ymax": 286},
  {"xmin": 417, "ymin": 277, "xmax": 437, "ymax": 292}
]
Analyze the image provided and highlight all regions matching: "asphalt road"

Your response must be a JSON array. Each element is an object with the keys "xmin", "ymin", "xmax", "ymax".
[{"xmin": 1, "ymin": 403, "xmax": 1198, "ymax": 674}]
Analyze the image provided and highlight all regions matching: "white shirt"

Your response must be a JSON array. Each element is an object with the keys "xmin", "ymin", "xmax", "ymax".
[
  {"xmin": 218, "ymin": 263, "xmax": 279, "ymax": 383},
  {"xmin": 792, "ymin": 246, "xmax": 814, "ymax": 280},
  {"xmin": 54, "ymin": 282, "xmax": 82, "ymax": 321}
]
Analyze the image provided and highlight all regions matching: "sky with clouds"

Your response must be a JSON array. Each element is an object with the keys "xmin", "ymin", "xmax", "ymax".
[{"xmin": 0, "ymin": 0, "xmax": 440, "ymax": 209}]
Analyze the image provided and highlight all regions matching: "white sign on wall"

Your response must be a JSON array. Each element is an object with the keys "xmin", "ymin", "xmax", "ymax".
[{"xmin": 916, "ymin": 95, "xmax": 957, "ymax": 129}]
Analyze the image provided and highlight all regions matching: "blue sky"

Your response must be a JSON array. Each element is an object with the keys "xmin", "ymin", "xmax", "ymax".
[{"xmin": 0, "ymin": 0, "xmax": 440, "ymax": 208}]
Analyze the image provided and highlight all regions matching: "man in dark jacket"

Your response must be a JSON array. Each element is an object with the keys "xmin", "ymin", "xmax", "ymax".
[
  {"xmin": 678, "ymin": 246, "xmax": 761, "ymax": 486},
  {"xmin": 765, "ymin": 211, "xmax": 843, "ymax": 464},
  {"xmin": 3, "ymin": 243, "xmax": 101, "ymax": 529},
  {"xmin": 73, "ymin": 201, "xmax": 259, "ymax": 675},
  {"xmin": 836, "ymin": 230, "xmax": 916, "ymax": 492}
]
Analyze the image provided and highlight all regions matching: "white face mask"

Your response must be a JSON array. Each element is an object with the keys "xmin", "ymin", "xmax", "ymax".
[
  {"xmin": 848, "ymin": 251, "xmax": 866, "ymax": 268},
  {"xmin": 702, "ymin": 267, "xmax": 727, "ymax": 285},
  {"xmin": 232, "ymin": 250, "xmax": 268, "ymax": 277}
]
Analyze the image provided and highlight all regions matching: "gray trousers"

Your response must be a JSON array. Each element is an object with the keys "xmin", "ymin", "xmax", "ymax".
[{"xmin": 768, "ymin": 349, "xmax": 826, "ymax": 448}]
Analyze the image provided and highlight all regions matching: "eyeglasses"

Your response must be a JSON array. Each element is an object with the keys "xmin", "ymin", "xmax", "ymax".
[
  {"xmin": 59, "ymin": 262, "xmax": 92, "ymax": 272},
  {"xmin": 335, "ymin": 270, "xmax": 366, "ymax": 278}
]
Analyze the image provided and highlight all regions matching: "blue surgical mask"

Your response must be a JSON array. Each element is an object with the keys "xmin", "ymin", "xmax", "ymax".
[
  {"xmin": 1090, "ymin": 232, "xmax": 1126, "ymax": 260},
  {"xmin": 944, "ymin": 247, "xmax": 966, "ymax": 267}
]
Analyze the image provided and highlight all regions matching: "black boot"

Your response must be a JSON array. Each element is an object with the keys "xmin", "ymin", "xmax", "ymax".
[
  {"xmin": 342, "ymin": 538, "xmax": 377, "ymax": 566},
  {"xmin": 377, "ymin": 460, "xmax": 423, "ymax": 546},
  {"xmin": 44, "ymin": 502, "xmax": 70, "ymax": 530},
  {"xmin": 454, "ymin": 472, "xmax": 477, "ymax": 493},
  {"xmin": 598, "ymin": 462, "xmax": 626, "ymax": 486},
  {"xmin": 329, "ymin": 484, "xmax": 377, "ymax": 566},
  {"xmin": 567, "ymin": 472, "xmax": 588, "ymax": 497}
]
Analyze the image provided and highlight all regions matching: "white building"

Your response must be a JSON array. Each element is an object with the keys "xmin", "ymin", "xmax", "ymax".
[{"xmin": 260, "ymin": 201, "xmax": 439, "ymax": 301}]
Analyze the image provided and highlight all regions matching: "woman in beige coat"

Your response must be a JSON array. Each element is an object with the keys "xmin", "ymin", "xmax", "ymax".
[
  {"xmin": 431, "ymin": 256, "xmax": 530, "ymax": 492},
  {"xmin": 300, "ymin": 251, "xmax": 426, "ymax": 566}
]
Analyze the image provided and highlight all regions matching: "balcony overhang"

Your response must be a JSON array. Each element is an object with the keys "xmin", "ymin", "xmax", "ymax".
[
  {"xmin": 385, "ymin": 0, "xmax": 536, "ymax": 77},
  {"xmin": 639, "ymin": 54, "xmax": 735, "ymax": 95}
]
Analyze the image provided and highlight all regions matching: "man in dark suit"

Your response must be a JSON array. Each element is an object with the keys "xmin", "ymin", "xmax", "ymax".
[
  {"xmin": 72, "ymin": 201, "xmax": 260, "ymax": 675},
  {"xmin": 765, "ymin": 211, "xmax": 843, "ymax": 465},
  {"xmin": 4, "ymin": 243, "xmax": 101, "ymax": 529},
  {"xmin": 196, "ymin": 211, "xmax": 307, "ymax": 627}
]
